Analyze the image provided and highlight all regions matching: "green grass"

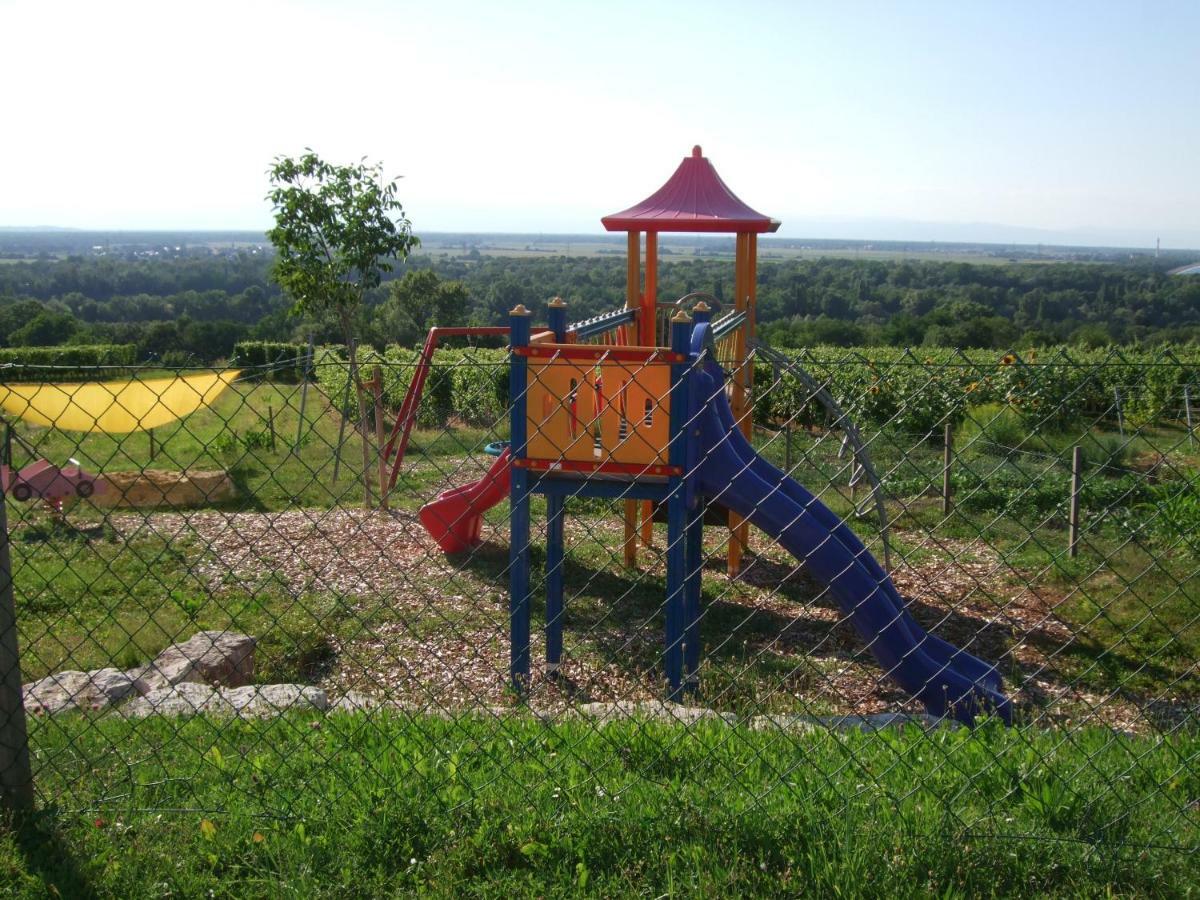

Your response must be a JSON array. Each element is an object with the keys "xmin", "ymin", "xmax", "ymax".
[
  {"xmin": 8, "ymin": 521, "xmax": 353, "ymax": 682},
  {"xmin": 2, "ymin": 711, "xmax": 1196, "ymax": 898}
]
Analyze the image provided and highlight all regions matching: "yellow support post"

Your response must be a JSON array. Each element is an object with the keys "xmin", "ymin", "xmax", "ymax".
[
  {"xmin": 626, "ymin": 231, "xmax": 641, "ymax": 316},
  {"xmin": 640, "ymin": 231, "xmax": 659, "ymax": 551},
  {"xmin": 624, "ymin": 504, "xmax": 638, "ymax": 566},
  {"xmin": 624, "ymin": 230, "xmax": 642, "ymax": 566},
  {"xmin": 644, "ymin": 231, "xmax": 658, "ymax": 344},
  {"xmin": 728, "ymin": 232, "xmax": 751, "ymax": 575},
  {"xmin": 641, "ymin": 500, "xmax": 654, "ymax": 548},
  {"xmin": 734, "ymin": 233, "xmax": 757, "ymax": 566}
]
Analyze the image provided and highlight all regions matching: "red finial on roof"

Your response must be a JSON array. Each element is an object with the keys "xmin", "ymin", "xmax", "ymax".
[{"xmin": 602, "ymin": 146, "xmax": 780, "ymax": 234}]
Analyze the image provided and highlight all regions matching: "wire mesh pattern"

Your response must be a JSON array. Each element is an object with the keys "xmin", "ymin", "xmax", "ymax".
[{"xmin": 0, "ymin": 342, "xmax": 1197, "ymax": 854}]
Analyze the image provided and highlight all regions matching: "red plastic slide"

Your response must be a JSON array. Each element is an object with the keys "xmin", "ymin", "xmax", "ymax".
[{"xmin": 419, "ymin": 449, "xmax": 512, "ymax": 553}]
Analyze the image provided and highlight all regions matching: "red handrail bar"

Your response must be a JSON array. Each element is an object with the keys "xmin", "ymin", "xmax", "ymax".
[{"xmin": 383, "ymin": 326, "xmax": 510, "ymax": 492}]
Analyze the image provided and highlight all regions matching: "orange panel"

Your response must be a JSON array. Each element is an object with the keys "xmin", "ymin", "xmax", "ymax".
[
  {"xmin": 526, "ymin": 356, "xmax": 670, "ymax": 468},
  {"xmin": 526, "ymin": 357, "xmax": 599, "ymax": 464},
  {"xmin": 599, "ymin": 360, "xmax": 671, "ymax": 466}
]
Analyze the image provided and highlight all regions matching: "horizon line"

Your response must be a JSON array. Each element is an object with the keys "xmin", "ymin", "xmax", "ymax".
[{"xmin": 1, "ymin": 226, "xmax": 1196, "ymax": 255}]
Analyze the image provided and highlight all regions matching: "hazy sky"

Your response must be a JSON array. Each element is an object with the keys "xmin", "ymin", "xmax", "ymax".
[{"xmin": 2, "ymin": 0, "xmax": 1197, "ymax": 246}]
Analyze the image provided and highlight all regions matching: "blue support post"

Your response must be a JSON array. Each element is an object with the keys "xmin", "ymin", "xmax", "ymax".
[
  {"xmin": 684, "ymin": 504, "xmax": 704, "ymax": 692},
  {"xmin": 683, "ymin": 299, "xmax": 710, "ymax": 692},
  {"xmin": 547, "ymin": 296, "xmax": 568, "ymax": 343},
  {"xmin": 545, "ymin": 495, "xmax": 565, "ymax": 674},
  {"xmin": 509, "ymin": 305, "xmax": 533, "ymax": 691},
  {"xmin": 677, "ymin": 299, "xmax": 711, "ymax": 693},
  {"xmin": 545, "ymin": 297, "xmax": 567, "ymax": 674},
  {"xmin": 664, "ymin": 310, "xmax": 692, "ymax": 700}
]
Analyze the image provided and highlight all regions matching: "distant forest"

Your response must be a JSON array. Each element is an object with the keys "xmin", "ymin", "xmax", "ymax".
[{"xmin": 1, "ymin": 251, "xmax": 1199, "ymax": 363}]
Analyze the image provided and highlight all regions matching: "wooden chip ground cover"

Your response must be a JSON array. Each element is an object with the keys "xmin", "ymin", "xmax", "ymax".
[{"xmin": 106, "ymin": 508, "xmax": 1150, "ymax": 729}]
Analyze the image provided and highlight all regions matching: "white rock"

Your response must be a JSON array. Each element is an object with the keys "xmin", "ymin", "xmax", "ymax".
[
  {"xmin": 749, "ymin": 714, "xmax": 821, "ymax": 734},
  {"xmin": 23, "ymin": 668, "xmax": 135, "ymax": 714},
  {"xmin": 577, "ymin": 701, "xmax": 641, "ymax": 722},
  {"xmin": 120, "ymin": 683, "xmax": 327, "ymax": 718},
  {"xmin": 121, "ymin": 683, "xmax": 229, "ymax": 718},
  {"xmin": 332, "ymin": 690, "xmax": 383, "ymax": 712},
  {"xmin": 749, "ymin": 712, "xmax": 954, "ymax": 733},
  {"xmin": 131, "ymin": 631, "xmax": 256, "ymax": 694},
  {"xmin": 576, "ymin": 701, "xmax": 735, "ymax": 726},
  {"xmin": 221, "ymin": 685, "xmax": 328, "ymax": 717}
]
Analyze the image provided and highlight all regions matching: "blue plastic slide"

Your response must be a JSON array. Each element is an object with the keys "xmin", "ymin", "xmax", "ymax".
[{"xmin": 691, "ymin": 363, "xmax": 1011, "ymax": 724}]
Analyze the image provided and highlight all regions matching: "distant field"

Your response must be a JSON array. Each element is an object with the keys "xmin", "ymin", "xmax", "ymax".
[
  {"xmin": 414, "ymin": 236, "xmax": 1107, "ymax": 265},
  {"xmin": 416, "ymin": 240, "xmax": 1033, "ymax": 265},
  {"xmin": 0, "ymin": 228, "xmax": 1184, "ymax": 267}
]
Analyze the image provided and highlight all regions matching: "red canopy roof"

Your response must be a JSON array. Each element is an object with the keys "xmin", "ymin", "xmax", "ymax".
[{"xmin": 602, "ymin": 146, "xmax": 780, "ymax": 234}]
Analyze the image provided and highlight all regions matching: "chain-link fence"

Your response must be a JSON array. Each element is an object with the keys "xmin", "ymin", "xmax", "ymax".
[{"xmin": 0, "ymin": 333, "xmax": 1197, "ymax": 863}]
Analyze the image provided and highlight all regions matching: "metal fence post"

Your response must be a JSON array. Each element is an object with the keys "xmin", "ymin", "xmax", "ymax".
[
  {"xmin": 0, "ymin": 487, "xmax": 34, "ymax": 813},
  {"xmin": 349, "ymin": 337, "xmax": 374, "ymax": 510},
  {"xmin": 1069, "ymin": 445, "xmax": 1082, "ymax": 558},
  {"xmin": 295, "ymin": 335, "xmax": 314, "ymax": 452},
  {"xmin": 332, "ymin": 344, "xmax": 354, "ymax": 484},
  {"xmin": 942, "ymin": 423, "xmax": 954, "ymax": 516},
  {"xmin": 1185, "ymin": 384, "xmax": 1195, "ymax": 449},
  {"xmin": 372, "ymin": 365, "xmax": 388, "ymax": 512}
]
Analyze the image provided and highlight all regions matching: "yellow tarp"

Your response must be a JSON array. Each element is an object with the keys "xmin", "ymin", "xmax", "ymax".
[{"xmin": 0, "ymin": 371, "xmax": 241, "ymax": 433}]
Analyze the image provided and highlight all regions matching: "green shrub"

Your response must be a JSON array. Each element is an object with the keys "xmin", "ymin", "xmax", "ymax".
[
  {"xmin": 211, "ymin": 428, "xmax": 280, "ymax": 456},
  {"xmin": 0, "ymin": 343, "xmax": 137, "ymax": 379},
  {"xmin": 752, "ymin": 346, "xmax": 1200, "ymax": 436},
  {"xmin": 446, "ymin": 348, "xmax": 508, "ymax": 426},
  {"xmin": 314, "ymin": 345, "xmax": 452, "ymax": 429},
  {"xmin": 1146, "ymin": 474, "xmax": 1200, "ymax": 543},
  {"xmin": 158, "ymin": 350, "xmax": 199, "ymax": 368},
  {"xmin": 955, "ymin": 402, "xmax": 1031, "ymax": 455},
  {"xmin": 1069, "ymin": 433, "xmax": 1134, "ymax": 473},
  {"xmin": 890, "ymin": 468, "xmax": 1149, "ymax": 523},
  {"xmin": 311, "ymin": 345, "xmax": 508, "ymax": 430},
  {"xmin": 305, "ymin": 341, "xmax": 1200, "ymax": 442},
  {"xmin": 232, "ymin": 341, "xmax": 312, "ymax": 383}
]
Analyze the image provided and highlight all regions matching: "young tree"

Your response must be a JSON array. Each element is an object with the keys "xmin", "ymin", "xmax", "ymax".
[
  {"xmin": 266, "ymin": 150, "xmax": 418, "ymax": 338},
  {"xmin": 266, "ymin": 151, "xmax": 419, "ymax": 505}
]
